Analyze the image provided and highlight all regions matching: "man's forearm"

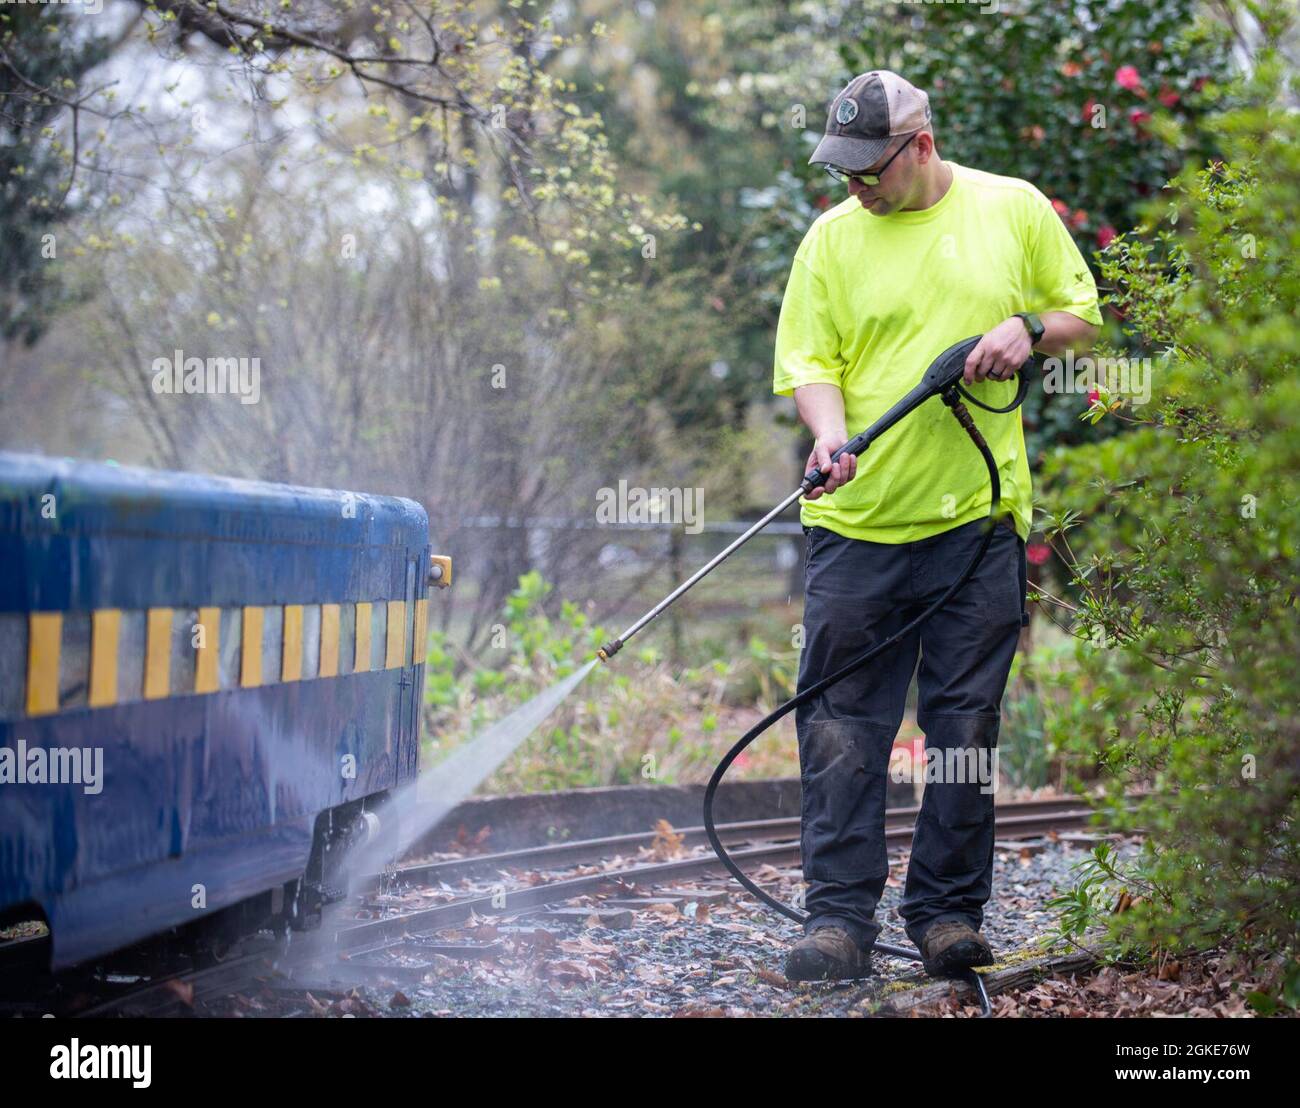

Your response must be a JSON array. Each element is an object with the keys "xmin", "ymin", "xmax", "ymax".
[
  {"xmin": 794, "ymin": 382, "xmax": 857, "ymax": 496},
  {"xmin": 1036, "ymin": 310, "xmax": 1100, "ymax": 357},
  {"xmin": 794, "ymin": 382, "xmax": 848, "ymax": 440}
]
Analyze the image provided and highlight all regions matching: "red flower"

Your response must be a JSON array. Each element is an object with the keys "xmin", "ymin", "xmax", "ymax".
[
  {"xmin": 1157, "ymin": 86, "xmax": 1180, "ymax": 108},
  {"xmin": 1129, "ymin": 108, "xmax": 1152, "ymax": 131},
  {"xmin": 1097, "ymin": 224, "xmax": 1118, "ymax": 249},
  {"xmin": 1087, "ymin": 389, "xmax": 1101, "ymax": 405},
  {"xmin": 1081, "ymin": 98, "xmax": 1098, "ymax": 123},
  {"xmin": 1193, "ymin": 76, "xmax": 1209, "ymax": 92},
  {"xmin": 1026, "ymin": 543, "xmax": 1052, "ymax": 566},
  {"xmin": 1071, "ymin": 208, "xmax": 1088, "ymax": 228},
  {"xmin": 1051, "ymin": 197, "xmax": 1070, "ymax": 218},
  {"xmin": 1061, "ymin": 60, "xmax": 1083, "ymax": 77},
  {"xmin": 815, "ymin": 194, "xmax": 832, "ymax": 210},
  {"xmin": 1115, "ymin": 65, "xmax": 1145, "ymax": 95}
]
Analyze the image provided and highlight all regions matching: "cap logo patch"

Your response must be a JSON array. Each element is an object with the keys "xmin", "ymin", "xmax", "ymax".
[{"xmin": 835, "ymin": 98, "xmax": 858, "ymax": 125}]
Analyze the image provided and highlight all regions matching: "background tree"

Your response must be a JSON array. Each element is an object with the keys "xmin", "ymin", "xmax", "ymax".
[{"xmin": 0, "ymin": 3, "xmax": 112, "ymax": 345}]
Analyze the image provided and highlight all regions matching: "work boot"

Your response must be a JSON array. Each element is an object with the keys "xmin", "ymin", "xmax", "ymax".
[
  {"xmin": 784, "ymin": 925, "xmax": 872, "ymax": 982},
  {"xmin": 918, "ymin": 920, "xmax": 994, "ymax": 978}
]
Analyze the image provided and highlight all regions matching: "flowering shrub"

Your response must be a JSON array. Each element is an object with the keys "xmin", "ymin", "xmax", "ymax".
[
  {"xmin": 840, "ymin": 0, "xmax": 1233, "ymax": 459},
  {"xmin": 1034, "ymin": 8, "xmax": 1300, "ymax": 1008},
  {"xmin": 844, "ymin": 0, "xmax": 1231, "ymax": 259}
]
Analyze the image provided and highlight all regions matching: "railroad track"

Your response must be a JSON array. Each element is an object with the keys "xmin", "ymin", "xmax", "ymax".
[
  {"xmin": 292, "ymin": 796, "xmax": 1113, "ymax": 996},
  {"xmin": 1, "ymin": 795, "xmax": 1119, "ymax": 1016},
  {"xmin": 335, "ymin": 800, "xmax": 1099, "ymax": 950},
  {"xmin": 362, "ymin": 793, "xmax": 1094, "ymax": 890}
]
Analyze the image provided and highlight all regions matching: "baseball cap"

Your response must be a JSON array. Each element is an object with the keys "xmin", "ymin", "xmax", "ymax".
[{"xmin": 809, "ymin": 70, "xmax": 932, "ymax": 172}]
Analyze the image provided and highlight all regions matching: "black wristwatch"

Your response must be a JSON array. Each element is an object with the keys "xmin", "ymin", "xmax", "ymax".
[{"xmin": 1014, "ymin": 311, "xmax": 1045, "ymax": 345}]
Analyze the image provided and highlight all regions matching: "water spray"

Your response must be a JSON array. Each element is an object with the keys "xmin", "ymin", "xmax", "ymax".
[{"xmin": 344, "ymin": 659, "xmax": 600, "ymax": 886}]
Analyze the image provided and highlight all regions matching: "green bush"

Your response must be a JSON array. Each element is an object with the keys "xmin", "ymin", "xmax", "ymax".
[
  {"xmin": 1001, "ymin": 638, "xmax": 1133, "ymax": 791},
  {"xmin": 845, "ymin": 0, "xmax": 1231, "ymax": 258},
  {"xmin": 839, "ymin": 0, "xmax": 1232, "ymax": 458},
  {"xmin": 1035, "ymin": 4, "xmax": 1299, "ymax": 1008}
]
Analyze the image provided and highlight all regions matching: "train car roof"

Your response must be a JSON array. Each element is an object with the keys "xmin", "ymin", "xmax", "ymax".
[{"xmin": 0, "ymin": 452, "xmax": 430, "ymax": 610}]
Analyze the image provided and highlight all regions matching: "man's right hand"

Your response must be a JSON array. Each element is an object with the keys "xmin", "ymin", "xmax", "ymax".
[{"xmin": 805, "ymin": 435, "xmax": 858, "ymax": 499}]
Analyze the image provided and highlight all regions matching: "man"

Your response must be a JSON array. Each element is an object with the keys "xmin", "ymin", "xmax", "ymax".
[{"xmin": 774, "ymin": 70, "xmax": 1100, "ymax": 982}]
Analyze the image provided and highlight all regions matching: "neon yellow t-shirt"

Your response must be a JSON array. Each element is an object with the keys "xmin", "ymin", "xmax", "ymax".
[{"xmin": 773, "ymin": 162, "xmax": 1101, "ymax": 543}]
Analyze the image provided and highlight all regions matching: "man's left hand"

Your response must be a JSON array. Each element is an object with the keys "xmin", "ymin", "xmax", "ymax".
[{"xmin": 963, "ymin": 317, "xmax": 1034, "ymax": 384}]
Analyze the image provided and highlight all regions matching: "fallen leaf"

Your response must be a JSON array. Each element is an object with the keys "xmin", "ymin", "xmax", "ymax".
[
  {"xmin": 163, "ymin": 978, "xmax": 194, "ymax": 1007},
  {"xmin": 649, "ymin": 819, "xmax": 686, "ymax": 860}
]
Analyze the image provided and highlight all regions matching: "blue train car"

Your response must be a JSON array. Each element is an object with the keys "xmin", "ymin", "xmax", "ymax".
[{"xmin": 0, "ymin": 452, "xmax": 446, "ymax": 969}]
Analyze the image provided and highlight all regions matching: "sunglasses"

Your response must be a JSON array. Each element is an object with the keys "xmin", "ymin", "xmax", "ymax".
[{"xmin": 822, "ymin": 132, "xmax": 917, "ymax": 187}]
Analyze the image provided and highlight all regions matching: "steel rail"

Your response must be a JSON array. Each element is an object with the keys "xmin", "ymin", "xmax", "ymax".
[
  {"xmin": 368, "ymin": 796, "xmax": 1099, "ymax": 890},
  {"xmin": 335, "ymin": 807, "xmax": 1099, "ymax": 951}
]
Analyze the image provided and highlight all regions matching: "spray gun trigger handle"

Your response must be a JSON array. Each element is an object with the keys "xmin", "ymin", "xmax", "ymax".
[{"xmin": 802, "ymin": 438, "xmax": 867, "ymax": 493}]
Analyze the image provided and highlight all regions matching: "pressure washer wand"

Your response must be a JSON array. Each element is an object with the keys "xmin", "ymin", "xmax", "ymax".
[
  {"xmin": 597, "ymin": 334, "xmax": 999, "ymax": 663},
  {"xmin": 597, "ymin": 486, "xmax": 805, "ymax": 661}
]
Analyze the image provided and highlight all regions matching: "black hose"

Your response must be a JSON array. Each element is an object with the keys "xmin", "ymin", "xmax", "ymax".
[{"xmin": 703, "ymin": 382, "xmax": 1022, "ymax": 1009}]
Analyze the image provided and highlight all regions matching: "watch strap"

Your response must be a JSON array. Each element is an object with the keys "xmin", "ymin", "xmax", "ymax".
[{"xmin": 1014, "ymin": 311, "xmax": 1045, "ymax": 343}]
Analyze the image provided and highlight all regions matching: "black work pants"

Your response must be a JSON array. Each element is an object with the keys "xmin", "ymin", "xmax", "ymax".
[{"xmin": 796, "ymin": 517, "xmax": 1026, "ymax": 951}]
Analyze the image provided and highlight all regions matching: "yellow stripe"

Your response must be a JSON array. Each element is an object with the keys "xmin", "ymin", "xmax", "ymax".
[
  {"xmin": 195, "ymin": 606, "xmax": 220, "ymax": 694},
  {"xmin": 23, "ymin": 594, "xmax": 424, "ymax": 717},
  {"xmin": 89, "ymin": 609, "xmax": 121, "ymax": 708},
  {"xmin": 143, "ymin": 608, "xmax": 173, "ymax": 700},
  {"xmin": 319, "ymin": 604, "xmax": 339, "ymax": 678},
  {"xmin": 26, "ymin": 612, "xmax": 62, "ymax": 717},
  {"xmin": 282, "ymin": 605, "xmax": 303, "ymax": 682},
  {"xmin": 354, "ymin": 602, "xmax": 371, "ymax": 673},
  {"xmin": 385, "ymin": 600, "xmax": 405, "ymax": 669},
  {"xmin": 241, "ymin": 606, "xmax": 263, "ymax": 688},
  {"xmin": 412, "ymin": 598, "xmax": 428, "ymax": 668}
]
